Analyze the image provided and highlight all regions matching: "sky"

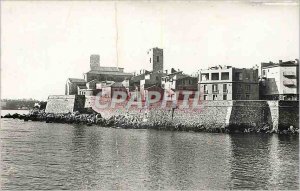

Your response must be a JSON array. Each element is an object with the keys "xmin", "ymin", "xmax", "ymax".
[{"xmin": 1, "ymin": 1, "xmax": 299, "ymax": 100}]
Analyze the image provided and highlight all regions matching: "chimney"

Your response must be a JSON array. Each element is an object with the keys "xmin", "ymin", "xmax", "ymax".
[
  {"xmin": 165, "ymin": 70, "xmax": 168, "ymax": 74},
  {"xmin": 171, "ymin": 68, "xmax": 177, "ymax": 74},
  {"xmin": 279, "ymin": 60, "xmax": 282, "ymax": 64}
]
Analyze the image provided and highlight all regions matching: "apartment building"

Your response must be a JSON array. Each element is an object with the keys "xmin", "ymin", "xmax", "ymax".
[{"xmin": 198, "ymin": 66, "xmax": 259, "ymax": 100}]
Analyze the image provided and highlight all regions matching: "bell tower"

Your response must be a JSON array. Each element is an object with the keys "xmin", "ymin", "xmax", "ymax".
[
  {"xmin": 90, "ymin": 54, "xmax": 100, "ymax": 70},
  {"xmin": 147, "ymin": 47, "xmax": 163, "ymax": 73}
]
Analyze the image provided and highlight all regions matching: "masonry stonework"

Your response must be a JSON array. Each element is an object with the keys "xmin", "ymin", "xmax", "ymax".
[
  {"xmin": 45, "ymin": 95, "xmax": 85, "ymax": 114},
  {"xmin": 85, "ymin": 99, "xmax": 298, "ymax": 131}
]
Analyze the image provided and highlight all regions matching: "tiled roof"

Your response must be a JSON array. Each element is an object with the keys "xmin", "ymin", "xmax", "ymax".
[
  {"xmin": 86, "ymin": 70, "xmax": 132, "ymax": 76},
  {"xmin": 144, "ymin": 84, "xmax": 163, "ymax": 90},
  {"xmin": 87, "ymin": 66, "xmax": 124, "ymax": 72},
  {"xmin": 261, "ymin": 60, "xmax": 298, "ymax": 68},
  {"xmin": 167, "ymin": 71, "xmax": 183, "ymax": 78},
  {"xmin": 102, "ymin": 82, "xmax": 125, "ymax": 88},
  {"xmin": 111, "ymin": 82, "xmax": 124, "ymax": 88},
  {"xmin": 176, "ymin": 75, "xmax": 197, "ymax": 81},
  {"xmin": 99, "ymin": 66, "xmax": 123, "ymax": 72},
  {"xmin": 131, "ymin": 74, "xmax": 146, "ymax": 82},
  {"xmin": 77, "ymin": 85, "xmax": 87, "ymax": 89},
  {"xmin": 68, "ymin": 78, "xmax": 86, "ymax": 83},
  {"xmin": 87, "ymin": 79, "xmax": 99, "ymax": 84}
]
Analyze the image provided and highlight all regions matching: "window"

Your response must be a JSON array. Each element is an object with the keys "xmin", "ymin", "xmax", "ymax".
[
  {"xmin": 237, "ymin": 84, "xmax": 242, "ymax": 93},
  {"xmin": 204, "ymin": 85, "xmax": 208, "ymax": 94},
  {"xmin": 246, "ymin": 72, "xmax": 250, "ymax": 80},
  {"xmin": 223, "ymin": 84, "xmax": 227, "ymax": 93},
  {"xmin": 235, "ymin": 72, "xmax": 243, "ymax": 81},
  {"xmin": 223, "ymin": 95, "xmax": 227, "ymax": 100},
  {"xmin": 212, "ymin": 73, "xmax": 219, "ymax": 80},
  {"xmin": 236, "ymin": 94, "xmax": 241, "ymax": 100},
  {"xmin": 150, "ymin": 58, "xmax": 151, "ymax": 63},
  {"xmin": 245, "ymin": 85, "xmax": 250, "ymax": 92},
  {"xmin": 246, "ymin": 94, "xmax": 250, "ymax": 100},
  {"xmin": 253, "ymin": 72, "xmax": 258, "ymax": 80},
  {"xmin": 204, "ymin": 95, "xmax": 207, "ymax": 100},
  {"xmin": 221, "ymin": 72, "xmax": 229, "ymax": 80},
  {"xmin": 201, "ymin": 73, "xmax": 209, "ymax": 81},
  {"xmin": 157, "ymin": 56, "xmax": 159, "ymax": 62},
  {"xmin": 262, "ymin": 70, "xmax": 266, "ymax": 76},
  {"xmin": 213, "ymin": 95, "xmax": 217, "ymax": 100},
  {"xmin": 212, "ymin": 84, "xmax": 218, "ymax": 93}
]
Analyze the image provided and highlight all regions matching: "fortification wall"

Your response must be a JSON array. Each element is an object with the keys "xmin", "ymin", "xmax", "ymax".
[
  {"xmin": 278, "ymin": 101, "xmax": 299, "ymax": 129},
  {"xmin": 171, "ymin": 101, "xmax": 232, "ymax": 128},
  {"xmin": 48, "ymin": 95, "xmax": 298, "ymax": 130},
  {"xmin": 229, "ymin": 101, "xmax": 271, "ymax": 127},
  {"xmin": 90, "ymin": 100, "xmax": 261, "ymax": 129},
  {"xmin": 88, "ymin": 99, "xmax": 298, "ymax": 130},
  {"xmin": 45, "ymin": 95, "xmax": 85, "ymax": 114}
]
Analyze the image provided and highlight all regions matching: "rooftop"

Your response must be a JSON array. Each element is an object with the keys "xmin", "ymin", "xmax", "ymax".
[
  {"xmin": 261, "ymin": 59, "xmax": 299, "ymax": 68},
  {"xmin": 68, "ymin": 78, "xmax": 86, "ymax": 83},
  {"xmin": 86, "ymin": 70, "xmax": 132, "ymax": 76},
  {"xmin": 86, "ymin": 79, "xmax": 100, "ymax": 84},
  {"xmin": 102, "ymin": 82, "xmax": 124, "ymax": 88},
  {"xmin": 77, "ymin": 85, "xmax": 87, "ymax": 89}
]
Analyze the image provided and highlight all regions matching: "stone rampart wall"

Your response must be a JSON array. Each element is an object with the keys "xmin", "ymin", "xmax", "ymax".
[
  {"xmin": 45, "ymin": 95, "xmax": 85, "ymax": 114},
  {"xmin": 48, "ymin": 95, "xmax": 299, "ymax": 130}
]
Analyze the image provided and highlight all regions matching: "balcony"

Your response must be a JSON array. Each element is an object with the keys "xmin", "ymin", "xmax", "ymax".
[
  {"xmin": 212, "ymin": 89, "xmax": 219, "ymax": 94},
  {"xmin": 283, "ymin": 89, "xmax": 297, "ymax": 94},
  {"xmin": 283, "ymin": 71, "xmax": 296, "ymax": 77},
  {"xmin": 283, "ymin": 79, "xmax": 297, "ymax": 86}
]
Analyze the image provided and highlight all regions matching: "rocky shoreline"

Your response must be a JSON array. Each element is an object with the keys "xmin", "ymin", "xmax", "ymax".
[{"xmin": 1, "ymin": 110, "xmax": 299, "ymax": 135}]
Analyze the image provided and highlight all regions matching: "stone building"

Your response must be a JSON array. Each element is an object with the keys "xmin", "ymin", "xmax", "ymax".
[
  {"xmin": 83, "ymin": 54, "xmax": 133, "ymax": 82},
  {"xmin": 65, "ymin": 54, "xmax": 132, "ymax": 95},
  {"xmin": 77, "ymin": 79, "xmax": 102, "ymax": 96},
  {"xmin": 198, "ymin": 66, "xmax": 259, "ymax": 100},
  {"xmin": 130, "ymin": 47, "xmax": 167, "ymax": 97},
  {"xmin": 147, "ymin": 47, "xmax": 164, "ymax": 73},
  {"xmin": 161, "ymin": 70, "xmax": 198, "ymax": 100},
  {"xmin": 65, "ymin": 78, "xmax": 87, "ymax": 95},
  {"xmin": 260, "ymin": 59, "xmax": 299, "ymax": 100}
]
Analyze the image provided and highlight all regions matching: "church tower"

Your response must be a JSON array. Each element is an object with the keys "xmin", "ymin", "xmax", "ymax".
[
  {"xmin": 90, "ymin": 54, "xmax": 100, "ymax": 70},
  {"xmin": 147, "ymin": 47, "xmax": 163, "ymax": 73}
]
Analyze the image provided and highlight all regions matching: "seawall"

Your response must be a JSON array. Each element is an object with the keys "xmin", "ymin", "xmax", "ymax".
[
  {"xmin": 45, "ymin": 95, "xmax": 85, "ymax": 114},
  {"xmin": 89, "ymin": 99, "xmax": 298, "ymax": 131},
  {"xmin": 46, "ymin": 95, "xmax": 299, "ymax": 131}
]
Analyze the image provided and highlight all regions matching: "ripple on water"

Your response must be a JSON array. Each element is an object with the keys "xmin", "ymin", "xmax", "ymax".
[{"xmin": 0, "ymin": 119, "xmax": 299, "ymax": 190}]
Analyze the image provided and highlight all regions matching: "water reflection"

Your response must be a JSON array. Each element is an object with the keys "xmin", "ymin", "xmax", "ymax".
[
  {"xmin": 144, "ymin": 131, "xmax": 233, "ymax": 190},
  {"xmin": 0, "ymin": 119, "xmax": 299, "ymax": 190},
  {"xmin": 229, "ymin": 134, "xmax": 299, "ymax": 190}
]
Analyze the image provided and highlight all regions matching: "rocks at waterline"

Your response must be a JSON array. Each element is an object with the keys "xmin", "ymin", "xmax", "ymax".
[{"xmin": 1, "ymin": 110, "xmax": 298, "ymax": 134}]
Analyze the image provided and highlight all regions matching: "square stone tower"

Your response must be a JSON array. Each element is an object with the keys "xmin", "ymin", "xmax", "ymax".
[
  {"xmin": 90, "ymin": 54, "xmax": 100, "ymax": 70},
  {"xmin": 147, "ymin": 47, "xmax": 163, "ymax": 73}
]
